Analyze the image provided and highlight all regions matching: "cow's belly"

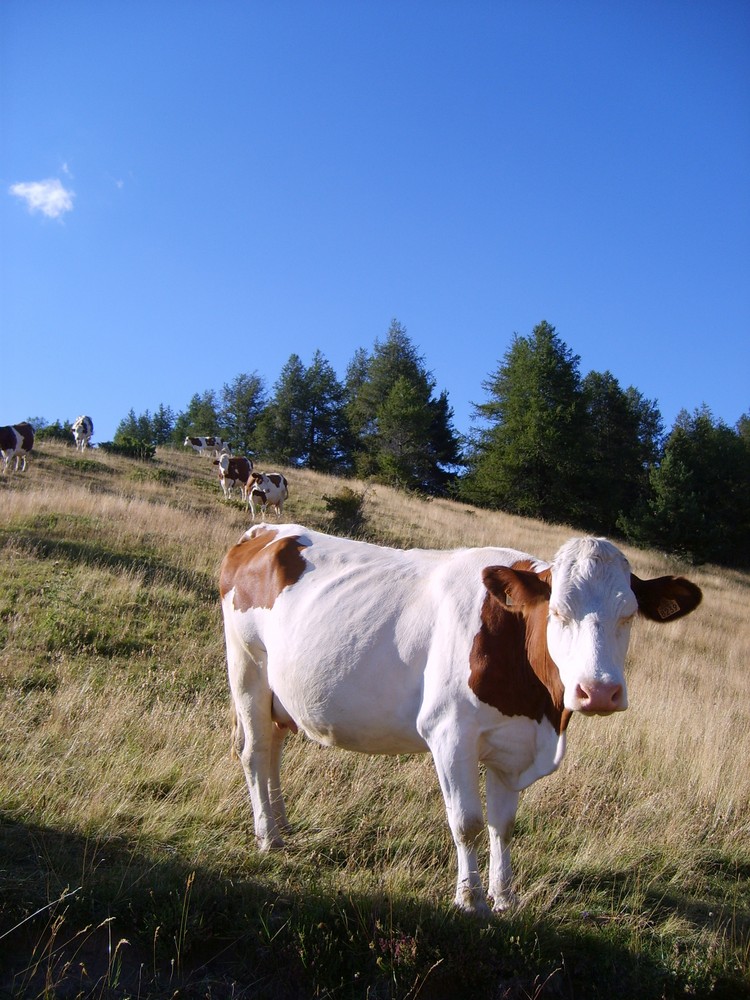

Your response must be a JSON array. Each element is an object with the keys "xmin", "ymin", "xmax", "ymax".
[
  {"xmin": 267, "ymin": 644, "xmax": 430, "ymax": 756},
  {"xmin": 478, "ymin": 715, "xmax": 564, "ymax": 791},
  {"xmin": 294, "ymin": 712, "xmax": 428, "ymax": 755}
]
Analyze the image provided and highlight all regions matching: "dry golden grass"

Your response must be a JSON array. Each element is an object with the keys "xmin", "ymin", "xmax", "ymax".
[{"xmin": 0, "ymin": 440, "xmax": 748, "ymax": 999}]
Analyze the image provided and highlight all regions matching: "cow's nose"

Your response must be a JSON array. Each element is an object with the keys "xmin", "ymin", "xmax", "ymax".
[{"xmin": 575, "ymin": 681, "xmax": 626, "ymax": 714}]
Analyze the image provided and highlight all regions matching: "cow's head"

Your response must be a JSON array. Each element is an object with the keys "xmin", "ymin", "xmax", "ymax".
[{"xmin": 483, "ymin": 538, "xmax": 702, "ymax": 717}]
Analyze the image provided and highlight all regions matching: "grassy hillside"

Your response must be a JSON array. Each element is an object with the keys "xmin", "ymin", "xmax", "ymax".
[{"xmin": 1, "ymin": 442, "xmax": 748, "ymax": 999}]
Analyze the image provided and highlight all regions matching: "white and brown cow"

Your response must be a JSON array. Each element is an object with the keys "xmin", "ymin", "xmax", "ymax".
[
  {"xmin": 72, "ymin": 415, "xmax": 94, "ymax": 451},
  {"xmin": 247, "ymin": 472, "xmax": 288, "ymax": 520},
  {"xmin": 184, "ymin": 435, "xmax": 228, "ymax": 457},
  {"xmin": 12, "ymin": 422, "xmax": 35, "ymax": 471},
  {"xmin": 220, "ymin": 524, "xmax": 702, "ymax": 915},
  {"xmin": 214, "ymin": 454, "xmax": 253, "ymax": 499},
  {"xmin": 0, "ymin": 425, "xmax": 21, "ymax": 473}
]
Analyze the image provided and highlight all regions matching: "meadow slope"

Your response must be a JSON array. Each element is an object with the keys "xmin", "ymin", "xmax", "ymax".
[{"xmin": 0, "ymin": 442, "xmax": 748, "ymax": 999}]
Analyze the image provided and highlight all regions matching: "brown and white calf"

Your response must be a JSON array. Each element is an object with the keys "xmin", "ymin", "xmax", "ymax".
[
  {"xmin": 72, "ymin": 415, "xmax": 94, "ymax": 451},
  {"xmin": 184, "ymin": 435, "xmax": 228, "ymax": 457},
  {"xmin": 220, "ymin": 524, "xmax": 702, "ymax": 915},
  {"xmin": 247, "ymin": 472, "xmax": 288, "ymax": 520},
  {"xmin": 214, "ymin": 454, "xmax": 253, "ymax": 499}
]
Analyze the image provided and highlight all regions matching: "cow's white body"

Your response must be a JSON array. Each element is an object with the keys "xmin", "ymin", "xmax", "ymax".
[
  {"xmin": 214, "ymin": 454, "xmax": 253, "ymax": 498},
  {"xmin": 184, "ymin": 435, "xmax": 228, "ymax": 457},
  {"xmin": 248, "ymin": 472, "xmax": 288, "ymax": 520},
  {"xmin": 72, "ymin": 415, "xmax": 93, "ymax": 451},
  {"xmin": 220, "ymin": 524, "xmax": 702, "ymax": 915}
]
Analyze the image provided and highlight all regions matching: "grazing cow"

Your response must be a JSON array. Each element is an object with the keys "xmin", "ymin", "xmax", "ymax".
[
  {"xmin": 12, "ymin": 422, "xmax": 35, "ymax": 471},
  {"xmin": 72, "ymin": 415, "xmax": 94, "ymax": 451},
  {"xmin": 184, "ymin": 435, "xmax": 228, "ymax": 457},
  {"xmin": 0, "ymin": 425, "xmax": 21, "ymax": 473},
  {"xmin": 220, "ymin": 525, "xmax": 702, "ymax": 915},
  {"xmin": 214, "ymin": 454, "xmax": 254, "ymax": 499},
  {"xmin": 247, "ymin": 472, "xmax": 288, "ymax": 520}
]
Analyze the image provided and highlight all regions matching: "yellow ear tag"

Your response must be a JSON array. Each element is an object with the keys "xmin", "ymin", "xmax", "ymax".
[{"xmin": 658, "ymin": 598, "xmax": 680, "ymax": 620}]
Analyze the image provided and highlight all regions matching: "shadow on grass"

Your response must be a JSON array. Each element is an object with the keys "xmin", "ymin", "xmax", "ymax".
[
  {"xmin": 0, "ymin": 528, "xmax": 217, "ymax": 603},
  {"xmin": 2, "ymin": 814, "xmax": 747, "ymax": 1000}
]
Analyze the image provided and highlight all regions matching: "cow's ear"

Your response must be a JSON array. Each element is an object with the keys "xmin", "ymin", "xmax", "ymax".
[
  {"xmin": 483, "ymin": 566, "xmax": 551, "ymax": 611},
  {"xmin": 630, "ymin": 574, "xmax": 702, "ymax": 622}
]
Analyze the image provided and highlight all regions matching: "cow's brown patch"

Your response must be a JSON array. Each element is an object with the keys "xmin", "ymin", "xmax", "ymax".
[
  {"xmin": 220, "ymin": 528, "xmax": 307, "ymax": 610},
  {"xmin": 469, "ymin": 560, "xmax": 567, "ymax": 733}
]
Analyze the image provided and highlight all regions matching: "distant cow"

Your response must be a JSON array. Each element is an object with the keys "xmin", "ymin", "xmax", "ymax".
[
  {"xmin": 214, "ymin": 454, "xmax": 253, "ymax": 499},
  {"xmin": 72, "ymin": 415, "xmax": 94, "ymax": 451},
  {"xmin": 220, "ymin": 525, "xmax": 702, "ymax": 914},
  {"xmin": 184, "ymin": 435, "xmax": 228, "ymax": 457},
  {"xmin": 247, "ymin": 472, "xmax": 288, "ymax": 520},
  {"xmin": 0, "ymin": 425, "xmax": 21, "ymax": 473},
  {"xmin": 12, "ymin": 422, "xmax": 35, "ymax": 471}
]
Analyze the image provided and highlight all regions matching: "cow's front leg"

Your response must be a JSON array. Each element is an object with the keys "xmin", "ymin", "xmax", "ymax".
[
  {"xmin": 429, "ymin": 741, "xmax": 490, "ymax": 916},
  {"xmin": 486, "ymin": 768, "xmax": 520, "ymax": 911}
]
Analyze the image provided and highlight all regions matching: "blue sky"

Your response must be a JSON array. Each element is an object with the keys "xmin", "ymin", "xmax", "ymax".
[{"xmin": 2, "ymin": 0, "xmax": 748, "ymax": 446}]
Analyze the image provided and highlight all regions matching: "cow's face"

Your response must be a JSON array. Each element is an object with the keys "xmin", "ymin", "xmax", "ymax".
[{"xmin": 546, "ymin": 538, "xmax": 634, "ymax": 715}]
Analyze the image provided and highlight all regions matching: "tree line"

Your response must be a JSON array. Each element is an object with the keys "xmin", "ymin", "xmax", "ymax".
[{"xmin": 35, "ymin": 319, "xmax": 749, "ymax": 568}]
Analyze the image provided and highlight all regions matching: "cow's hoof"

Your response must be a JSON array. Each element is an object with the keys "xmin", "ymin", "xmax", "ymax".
[
  {"xmin": 454, "ymin": 890, "xmax": 492, "ymax": 919},
  {"xmin": 491, "ymin": 890, "xmax": 519, "ymax": 913},
  {"xmin": 256, "ymin": 833, "xmax": 285, "ymax": 852}
]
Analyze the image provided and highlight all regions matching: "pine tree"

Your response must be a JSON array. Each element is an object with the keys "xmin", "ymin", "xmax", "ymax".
[
  {"xmin": 256, "ymin": 355, "xmax": 308, "ymax": 463},
  {"xmin": 151, "ymin": 403, "xmax": 176, "ymax": 445},
  {"xmin": 345, "ymin": 319, "xmax": 460, "ymax": 491},
  {"xmin": 257, "ymin": 352, "xmax": 352, "ymax": 470},
  {"xmin": 304, "ymin": 350, "xmax": 353, "ymax": 472},
  {"xmin": 580, "ymin": 371, "xmax": 663, "ymax": 533},
  {"xmin": 173, "ymin": 391, "xmax": 220, "ymax": 443},
  {"xmin": 219, "ymin": 372, "xmax": 266, "ymax": 455},
  {"xmin": 623, "ymin": 406, "xmax": 750, "ymax": 565},
  {"xmin": 462, "ymin": 321, "xmax": 586, "ymax": 521}
]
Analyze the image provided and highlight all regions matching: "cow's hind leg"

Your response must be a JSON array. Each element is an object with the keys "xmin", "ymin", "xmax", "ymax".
[
  {"xmin": 485, "ymin": 768, "xmax": 520, "ymax": 911},
  {"xmin": 226, "ymin": 633, "xmax": 286, "ymax": 851},
  {"xmin": 269, "ymin": 723, "xmax": 291, "ymax": 833}
]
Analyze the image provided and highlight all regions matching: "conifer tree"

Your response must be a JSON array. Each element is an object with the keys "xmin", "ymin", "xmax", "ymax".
[
  {"xmin": 257, "ymin": 351, "xmax": 352, "ymax": 470},
  {"xmin": 173, "ymin": 391, "xmax": 220, "ymax": 443},
  {"xmin": 623, "ymin": 406, "xmax": 750, "ymax": 565},
  {"xmin": 345, "ymin": 319, "xmax": 460, "ymax": 491},
  {"xmin": 219, "ymin": 372, "xmax": 266, "ymax": 455},
  {"xmin": 462, "ymin": 321, "xmax": 586, "ymax": 521},
  {"xmin": 580, "ymin": 371, "xmax": 662, "ymax": 533}
]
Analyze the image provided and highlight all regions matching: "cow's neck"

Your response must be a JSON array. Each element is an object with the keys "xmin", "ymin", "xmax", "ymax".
[{"xmin": 469, "ymin": 594, "xmax": 567, "ymax": 734}]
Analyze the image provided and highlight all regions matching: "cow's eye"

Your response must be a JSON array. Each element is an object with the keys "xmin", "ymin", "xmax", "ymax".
[
  {"xmin": 549, "ymin": 608, "xmax": 569, "ymax": 625},
  {"xmin": 619, "ymin": 613, "xmax": 636, "ymax": 628}
]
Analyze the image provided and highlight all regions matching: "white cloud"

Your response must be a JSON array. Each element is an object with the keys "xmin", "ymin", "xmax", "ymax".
[{"xmin": 9, "ymin": 178, "xmax": 75, "ymax": 219}]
